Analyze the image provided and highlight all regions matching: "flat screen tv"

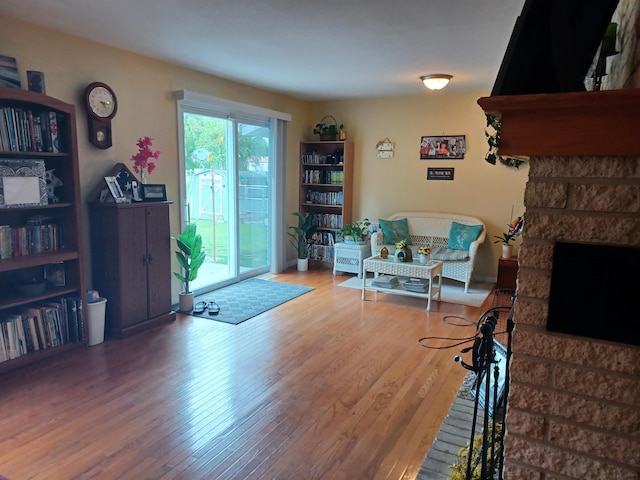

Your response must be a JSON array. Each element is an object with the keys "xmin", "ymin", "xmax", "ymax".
[
  {"xmin": 547, "ymin": 241, "xmax": 640, "ymax": 346},
  {"xmin": 491, "ymin": 0, "xmax": 619, "ymax": 96}
]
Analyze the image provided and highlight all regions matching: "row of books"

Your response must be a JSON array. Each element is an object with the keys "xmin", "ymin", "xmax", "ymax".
[
  {"xmin": 301, "ymin": 153, "xmax": 330, "ymax": 164},
  {"xmin": 309, "ymin": 231, "xmax": 336, "ymax": 247},
  {"xmin": 0, "ymin": 107, "xmax": 65, "ymax": 153},
  {"xmin": 311, "ymin": 213, "xmax": 342, "ymax": 230},
  {"xmin": 301, "ymin": 153, "xmax": 343, "ymax": 165},
  {"xmin": 0, "ymin": 223, "xmax": 64, "ymax": 259},
  {"xmin": 309, "ymin": 244, "xmax": 333, "ymax": 263},
  {"xmin": 302, "ymin": 169, "xmax": 344, "ymax": 185},
  {"xmin": 304, "ymin": 190, "xmax": 344, "ymax": 206},
  {"xmin": 0, "ymin": 297, "xmax": 84, "ymax": 363}
]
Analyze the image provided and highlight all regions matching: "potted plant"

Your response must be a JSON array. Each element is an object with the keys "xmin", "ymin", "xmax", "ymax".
[
  {"xmin": 339, "ymin": 218, "xmax": 371, "ymax": 244},
  {"xmin": 313, "ymin": 115, "xmax": 343, "ymax": 141},
  {"xmin": 287, "ymin": 211, "xmax": 317, "ymax": 271},
  {"xmin": 493, "ymin": 216, "xmax": 524, "ymax": 258},
  {"xmin": 173, "ymin": 223, "xmax": 206, "ymax": 311}
]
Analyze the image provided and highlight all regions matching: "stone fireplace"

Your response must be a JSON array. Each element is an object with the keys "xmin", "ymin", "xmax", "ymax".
[{"xmin": 478, "ymin": 90, "xmax": 640, "ymax": 479}]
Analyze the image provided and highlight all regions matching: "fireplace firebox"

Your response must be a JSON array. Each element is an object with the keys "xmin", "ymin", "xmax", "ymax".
[{"xmin": 547, "ymin": 241, "xmax": 640, "ymax": 346}]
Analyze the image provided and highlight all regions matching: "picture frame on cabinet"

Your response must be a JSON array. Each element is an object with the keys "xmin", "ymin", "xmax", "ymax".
[
  {"xmin": 140, "ymin": 184, "xmax": 167, "ymax": 202},
  {"xmin": 104, "ymin": 176, "xmax": 127, "ymax": 204},
  {"xmin": 88, "ymin": 163, "xmax": 138, "ymax": 203}
]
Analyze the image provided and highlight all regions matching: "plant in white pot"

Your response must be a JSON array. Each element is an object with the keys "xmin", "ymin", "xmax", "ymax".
[
  {"xmin": 173, "ymin": 223, "xmax": 206, "ymax": 311},
  {"xmin": 493, "ymin": 216, "xmax": 524, "ymax": 258},
  {"xmin": 338, "ymin": 218, "xmax": 371, "ymax": 244},
  {"xmin": 287, "ymin": 211, "xmax": 317, "ymax": 271}
]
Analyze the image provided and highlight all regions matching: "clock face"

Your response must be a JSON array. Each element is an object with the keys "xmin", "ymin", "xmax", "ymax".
[{"xmin": 86, "ymin": 84, "xmax": 117, "ymax": 119}]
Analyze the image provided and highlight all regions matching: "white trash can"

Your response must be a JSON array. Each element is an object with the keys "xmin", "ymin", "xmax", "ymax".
[{"xmin": 87, "ymin": 297, "xmax": 107, "ymax": 346}]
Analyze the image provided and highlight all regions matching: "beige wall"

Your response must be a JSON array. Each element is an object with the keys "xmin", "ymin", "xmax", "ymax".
[
  {"xmin": 312, "ymin": 95, "xmax": 528, "ymax": 278},
  {"xmin": 0, "ymin": 16, "xmax": 312, "ymax": 300},
  {"xmin": 1, "ymin": 14, "xmax": 528, "ymax": 296}
]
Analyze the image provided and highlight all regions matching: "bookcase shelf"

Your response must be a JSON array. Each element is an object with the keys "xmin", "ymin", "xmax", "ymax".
[
  {"xmin": 0, "ymin": 86, "xmax": 87, "ymax": 373},
  {"xmin": 299, "ymin": 141, "xmax": 353, "ymax": 267}
]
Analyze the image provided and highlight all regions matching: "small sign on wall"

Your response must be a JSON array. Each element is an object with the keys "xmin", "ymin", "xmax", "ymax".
[
  {"xmin": 376, "ymin": 138, "xmax": 395, "ymax": 159},
  {"xmin": 427, "ymin": 167, "xmax": 454, "ymax": 180}
]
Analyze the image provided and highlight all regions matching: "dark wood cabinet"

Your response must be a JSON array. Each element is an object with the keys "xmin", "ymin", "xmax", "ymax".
[
  {"xmin": 497, "ymin": 256, "xmax": 518, "ymax": 290},
  {"xmin": 89, "ymin": 201, "xmax": 175, "ymax": 338}
]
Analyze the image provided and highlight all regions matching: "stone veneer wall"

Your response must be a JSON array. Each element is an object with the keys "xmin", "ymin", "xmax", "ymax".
[{"xmin": 502, "ymin": 156, "xmax": 640, "ymax": 479}]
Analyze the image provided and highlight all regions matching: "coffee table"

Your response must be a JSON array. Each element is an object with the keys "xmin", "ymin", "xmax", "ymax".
[{"xmin": 361, "ymin": 256, "xmax": 443, "ymax": 310}]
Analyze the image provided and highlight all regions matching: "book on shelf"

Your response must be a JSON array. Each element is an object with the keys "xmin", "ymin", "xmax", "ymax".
[{"xmin": 0, "ymin": 107, "xmax": 65, "ymax": 153}]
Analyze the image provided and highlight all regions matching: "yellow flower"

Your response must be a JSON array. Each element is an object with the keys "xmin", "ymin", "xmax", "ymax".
[
  {"xmin": 395, "ymin": 239, "xmax": 407, "ymax": 249},
  {"xmin": 419, "ymin": 246, "xmax": 431, "ymax": 255}
]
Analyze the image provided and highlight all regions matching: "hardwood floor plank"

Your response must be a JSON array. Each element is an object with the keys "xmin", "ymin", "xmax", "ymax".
[{"xmin": 0, "ymin": 269, "xmax": 493, "ymax": 479}]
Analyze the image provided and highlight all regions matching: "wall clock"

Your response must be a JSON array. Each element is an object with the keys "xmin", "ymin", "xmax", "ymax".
[{"xmin": 84, "ymin": 82, "xmax": 117, "ymax": 149}]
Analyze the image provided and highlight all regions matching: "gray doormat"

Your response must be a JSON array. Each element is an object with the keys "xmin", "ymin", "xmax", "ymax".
[{"xmin": 186, "ymin": 278, "xmax": 314, "ymax": 325}]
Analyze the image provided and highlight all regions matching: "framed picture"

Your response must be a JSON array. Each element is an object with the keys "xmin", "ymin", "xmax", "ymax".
[
  {"xmin": 88, "ymin": 163, "xmax": 139, "ymax": 203},
  {"xmin": 420, "ymin": 135, "xmax": 466, "ymax": 159},
  {"xmin": 140, "ymin": 184, "xmax": 167, "ymax": 202},
  {"xmin": 104, "ymin": 176, "xmax": 127, "ymax": 203},
  {"xmin": 45, "ymin": 263, "xmax": 66, "ymax": 287},
  {"xmin": 427, "ymin": 167, "xmax": 455, "ymax": 180},
  {"xmin": 0, "ymin": 159, "xmax": 48, "ymax": 208},
  {"xmin": 0, "ymin": 54, "xmax": 21, "ymax": 88}
]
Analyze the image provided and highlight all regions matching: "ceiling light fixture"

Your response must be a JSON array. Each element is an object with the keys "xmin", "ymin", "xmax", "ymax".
[{"xmin": 420, "ymin": 74, "xmax": 453, "ymax": 90}]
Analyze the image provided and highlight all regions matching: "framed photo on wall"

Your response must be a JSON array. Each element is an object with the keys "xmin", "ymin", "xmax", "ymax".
[{"xmin": 420, "ymin": 135, "xmax": 466, "ymax": 159}]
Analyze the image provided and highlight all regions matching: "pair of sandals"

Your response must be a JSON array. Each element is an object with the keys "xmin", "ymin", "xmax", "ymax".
[{"xmin": 193, "ymin": 300, "xmax": 220, "ymax": 315}]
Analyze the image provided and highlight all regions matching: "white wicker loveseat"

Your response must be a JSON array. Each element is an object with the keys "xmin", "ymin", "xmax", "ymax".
[{"xmin": 370, "ymin": 212, "xmax": 486, "ymax": 292}]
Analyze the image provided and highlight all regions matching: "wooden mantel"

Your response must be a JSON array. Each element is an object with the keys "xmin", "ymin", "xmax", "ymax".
[{"xmin": 477, "ymin": 89, "xmax": 640, "ymax": 157}]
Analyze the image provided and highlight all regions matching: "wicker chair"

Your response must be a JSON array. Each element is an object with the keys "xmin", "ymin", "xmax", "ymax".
[{"xmin": 370, "ymin": 212, "xmax": 486, "ymax": 292}]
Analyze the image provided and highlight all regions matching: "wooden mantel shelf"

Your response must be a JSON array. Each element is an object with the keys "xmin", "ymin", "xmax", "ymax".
[{"xmin": 477, "ymin": 89, "xmax": 640, "ymax": 157}]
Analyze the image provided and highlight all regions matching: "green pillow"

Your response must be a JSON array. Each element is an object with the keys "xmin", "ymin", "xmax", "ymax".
[
  {"xmin": 447, "ymin": 222, "xmax": 483, "ymax": 250},
  {"xmin": 379, "ymin": 218, "xmax": 412, "ymax": 245}
]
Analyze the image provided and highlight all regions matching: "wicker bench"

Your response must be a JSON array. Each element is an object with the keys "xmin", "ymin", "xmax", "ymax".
[{"xmin": 370, "ymin": 212, "xmax": 486, "ymax": 292}]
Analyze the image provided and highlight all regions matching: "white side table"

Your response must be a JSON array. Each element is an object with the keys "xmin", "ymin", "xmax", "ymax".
[{"xmin": 333, "ymin": 242, "xmax": 372, "ymax": 278}]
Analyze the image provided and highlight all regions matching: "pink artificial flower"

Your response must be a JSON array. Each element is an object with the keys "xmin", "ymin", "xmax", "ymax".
[{"xmin": 131, "ymin": 136, "xmax": 160, "ymax": 175}]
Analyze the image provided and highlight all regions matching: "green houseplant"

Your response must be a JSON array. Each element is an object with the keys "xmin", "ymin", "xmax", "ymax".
[
  {"xmin": 173, "ymin": 223, "xmax": 206, "ymax": 311},
  {"xmin": 339, "ymin": 218, "xmax": 371, "ymax": 243},
  {"xmin": 313, "ymin": 115, "xmax": 343, "ymax": 141},
  {"xmin": 493, "ymin": 216, "xmax": 523, "ymax": 259},
  {"xmin": 287, "ymin": 211, "xmax": 317, "ymax": 270}
]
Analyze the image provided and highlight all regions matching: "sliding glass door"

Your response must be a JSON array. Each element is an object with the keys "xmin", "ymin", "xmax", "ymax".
[{"xmin": 181, "ymin": 112, "xmax": 271, "ymax": 293}]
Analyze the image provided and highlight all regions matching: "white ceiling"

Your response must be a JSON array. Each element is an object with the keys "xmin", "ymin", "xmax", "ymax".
[{"xmin": 0, "ymin": 0, "xmax": 526, "ymax": 100}]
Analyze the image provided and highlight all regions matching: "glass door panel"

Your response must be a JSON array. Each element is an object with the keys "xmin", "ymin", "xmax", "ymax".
[{"xmin": 182, "ymin": 112, "xmax": 270, "ymax": 294}]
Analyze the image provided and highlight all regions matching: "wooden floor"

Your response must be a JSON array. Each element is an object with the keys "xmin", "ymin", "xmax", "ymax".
[{"xmin": 0, "ymin": 268, "xmax": 493, "ymax": 480}]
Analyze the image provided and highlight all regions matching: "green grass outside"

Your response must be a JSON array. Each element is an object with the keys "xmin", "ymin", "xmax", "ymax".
[{"xmin": 193, "ymin": 219, "xmax": 268, "ymax": 268}]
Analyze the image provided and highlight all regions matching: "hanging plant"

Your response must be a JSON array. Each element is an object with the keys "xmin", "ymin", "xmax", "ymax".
[{"xmin": 484, "ymin": 114, "xmax": 527, "ymax": 169}]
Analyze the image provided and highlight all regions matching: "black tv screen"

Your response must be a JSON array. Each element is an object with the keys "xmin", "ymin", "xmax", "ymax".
[
  {"xmin": 491, "ymin": 0, "xmax": 619, "ymax": 96},
  {"xmin": 547, "ymin": 241, "xmax": 640, "ymax": 346}
]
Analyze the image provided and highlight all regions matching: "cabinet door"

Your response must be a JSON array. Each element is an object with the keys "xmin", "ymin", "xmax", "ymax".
[
  {"xmin": 144, "ymin": 204, "xmax": 172, "ymax": 320},
  {"xmin": 115, "ymin": 207, "xmax": 149, "ymax": 326}
]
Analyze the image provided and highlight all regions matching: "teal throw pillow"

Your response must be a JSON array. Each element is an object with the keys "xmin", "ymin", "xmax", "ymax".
[
  {"xmin": 379, "ymin": 218, "xmax": 412, "ymax": 245},
  {"xmin": 446, "ymin": 222, "xmax": 483, "ymax": 250}
]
